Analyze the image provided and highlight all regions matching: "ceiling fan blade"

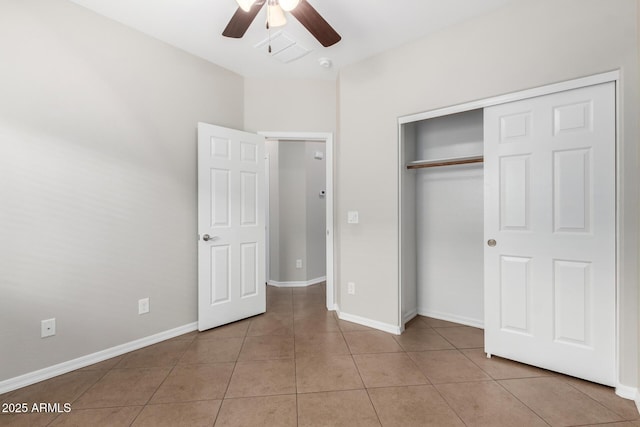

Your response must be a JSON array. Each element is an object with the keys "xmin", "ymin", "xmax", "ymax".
[
  {"xmin": 222, "ymin": 1, "xmax": 265, "ymax": 39},
  {"xmin": 290, "ymin": 0, "xmax": 341, "ymax": 47}
]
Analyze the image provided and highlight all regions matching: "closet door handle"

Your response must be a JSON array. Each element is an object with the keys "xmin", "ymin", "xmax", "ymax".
[{"xmin": 487, "ymin": 239, "xmax": 497, "ymax": 247}]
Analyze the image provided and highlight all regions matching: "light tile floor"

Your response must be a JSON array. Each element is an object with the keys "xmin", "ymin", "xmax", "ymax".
[{"xmin": 1, "ymin": 283, "xmax": 638, "ymax": 426}]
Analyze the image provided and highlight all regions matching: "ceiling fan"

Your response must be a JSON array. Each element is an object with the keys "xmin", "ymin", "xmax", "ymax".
[{"xmin": 223, "ymin": 0, "xmax": 341, "ymax": 47}]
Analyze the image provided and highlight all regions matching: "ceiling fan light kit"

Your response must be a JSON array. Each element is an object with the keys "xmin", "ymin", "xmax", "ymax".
[
  {"xmin": 235, "ymin": 0, "xmax": 255, "ymax": 12},
  {"xmin": 224, "ymin": 0, "xmax": 341, "ymax": 48},
  {"xmin": 278, "ymin": 0, "xmax": 300, "ymax": 12},
  {"xmin": 266, "ymin": 3, "xmax": 287, "ymax": 28}
]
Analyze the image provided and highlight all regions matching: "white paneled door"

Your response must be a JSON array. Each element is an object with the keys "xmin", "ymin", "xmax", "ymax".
[
  {"xmin": 197, "ymin": 123, "xmax": 266, "ymax": 331},
  {"xmin": 484, "ymin": 82, "xmax": 616, "ymax": 385}
]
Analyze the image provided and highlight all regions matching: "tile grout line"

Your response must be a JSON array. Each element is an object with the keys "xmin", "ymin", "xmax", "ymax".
[
  {"xmin": 461, "ymin": 342, "xmax": 628, "ymax": 425},
  {"xmin": 292, "ymin": 293, "xmax": 299, "ymax": 427},
  {"xmin": 127, "ymin": 339, "xmax": 194, "ymax": 426},
  {"xmin": 411, "ymin": 327, "xmax": 469, "ymax": 426},
  {"xmin": 427, "ymin": 336, "xmax": 492, "ymax": 427},
  {"xmin": 492, "ymin": 378, "xmax": 553, "ymax": 426},
  {"xmin": 356, "ymin": 338, "xmax": 397, "ymax": 426},
  {"xmin": 453, "ymin": 336, "xmax": 551, "ymax": 426},
  {"xmin": 428, "ymin": 382, "xmax": 469, "ymax": 426},
  {"xmin": 212, "ymin": 320, "xmax": 253, "ymax": 425},
  {"xmin": 42, "ymin": 366, "xmax": 114, "ymax": 426},
  {"xmin": 335, "ymin": 304, "xmax": 385, "ymax": 425},
  {"xmin": 554, "ymin": 377, "xmax": 632, "ymax": 422}
]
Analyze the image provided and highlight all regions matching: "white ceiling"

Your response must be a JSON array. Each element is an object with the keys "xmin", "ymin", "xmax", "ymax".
[{"xmin": 68, "ymin": 0, "xmax": 520, "ymax": 80}]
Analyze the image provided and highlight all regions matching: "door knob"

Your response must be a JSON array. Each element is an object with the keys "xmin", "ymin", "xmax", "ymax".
[
  {"xmin": 487, "ymin": 239, "xmax": 497, "ymax": 247},
  {"xmin": 202, "ymin": 234, "xmax": 218, "ymax": 242}
]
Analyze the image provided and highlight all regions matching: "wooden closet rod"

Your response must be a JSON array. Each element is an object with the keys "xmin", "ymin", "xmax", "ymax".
[{"xmin": 406, "ymin": 155, "xmax": 484, "ymax": 170}]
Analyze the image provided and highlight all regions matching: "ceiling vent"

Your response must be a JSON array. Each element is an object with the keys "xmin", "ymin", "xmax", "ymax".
[{"xmin": 255, "ymin": 31, "xmax": 311, "ymax": 63}]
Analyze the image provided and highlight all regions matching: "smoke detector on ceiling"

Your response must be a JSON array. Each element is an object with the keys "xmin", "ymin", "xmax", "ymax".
[{"xmin": 318, "ymin": 57, "xmax": 332, "ymax": 68}]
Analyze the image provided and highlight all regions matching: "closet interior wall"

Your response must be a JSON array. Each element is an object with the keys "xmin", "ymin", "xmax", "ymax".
[{"xmin": 401, "ymin": 109, "xmax": 484, "ymax": 328}]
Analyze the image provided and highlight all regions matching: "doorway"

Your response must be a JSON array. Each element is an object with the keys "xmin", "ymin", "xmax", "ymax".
[{"xmin": 260, "ymin": 132, "xmax": 335, "ymax": 311}]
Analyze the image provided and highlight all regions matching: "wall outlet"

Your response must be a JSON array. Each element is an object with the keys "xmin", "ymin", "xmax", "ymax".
[
  {"xmin": 41, "ymin": 318, "xmax": 56, "ymax": 338},
  {"xmin": 138, "ymin": 298, "xmax": 150, "ymax": 315},
  {"xmin": 296, "ymin": 259, "xmax": 302, "ymax": 269},
  {"xmin": 347, "ymin": 282, "xmax": 356, "ymax": 295}
]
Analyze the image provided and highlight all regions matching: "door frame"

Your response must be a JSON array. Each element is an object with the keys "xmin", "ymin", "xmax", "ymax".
[
  {"xmin": 397, "ymin": 70, "xmax": 639, "ymax": 399},
  {"xmin": 260, "ymin": 131, "xmax": 335, "ymax": 311}
]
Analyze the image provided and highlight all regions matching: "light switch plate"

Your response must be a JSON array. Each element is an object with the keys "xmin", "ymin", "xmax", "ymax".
[
  {"xmin": 347, "ymin": 211, "xmax": 359, "ymax": 224},
  {"xmin": 138, "ymin": 298, "xmax": 150, "ymax": 315},
  {"xmin": 347, "ymin": 282, "xmax": 356, "ymax": 295}
]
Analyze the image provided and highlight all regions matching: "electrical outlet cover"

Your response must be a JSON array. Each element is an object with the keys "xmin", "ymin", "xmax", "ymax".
[{"xmin": 41, "ymin": 318, "xmax": 56, "ymax": 338}]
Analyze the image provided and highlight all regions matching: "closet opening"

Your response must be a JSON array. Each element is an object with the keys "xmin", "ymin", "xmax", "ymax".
[
  {"xmin": 398, "ymin": 72, "xmax": 624, "ymax": 389},
  {"xmin": 400, "ymin": 109, "xmax": 485, "ymax": 328}
]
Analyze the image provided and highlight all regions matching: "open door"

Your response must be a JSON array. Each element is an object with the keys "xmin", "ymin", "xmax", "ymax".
[{"xmin": 197, "ymin": 123, "xmax": 266, "ymax": 331}]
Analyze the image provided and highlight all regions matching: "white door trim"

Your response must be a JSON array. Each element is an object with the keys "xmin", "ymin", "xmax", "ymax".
[
  {"xmin": 397, "ymin": 70, "xmax": 639, "ymax": 397},
  {"xmin": 259, "ymin": 131, "xmax": 335, "ymax": 311},
  {"xmin": 265, "ymin": 154, "xmax": 271, "ymax": 285}
]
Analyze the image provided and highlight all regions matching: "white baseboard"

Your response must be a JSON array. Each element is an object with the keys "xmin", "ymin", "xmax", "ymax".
[
  {"xmin": 613, "ymin": 383, "xmax": 638, "ymax": 401},
  {"xmin": 636, "ymin": 390, "xmax": 640, "ymax": 414},
  {"xmin": 0, "ymin": 322, "xmax": 198, "ymax": 395},
  {"xmin": 335, "ymin": 305, "xmax": 402, "ymax": 335},
  {"xmin": 402, "ymin": 309, "xmax": 418, "ymax": 326},
  {"xmin": 268, "ymin": 276, "xmax": 326, "ymax": 288},
  {"xmin": 418, "ymin": 308, "xmax": 484, "ymax": 329}
]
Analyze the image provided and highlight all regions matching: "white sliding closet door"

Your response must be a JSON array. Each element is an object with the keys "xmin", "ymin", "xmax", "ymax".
[{"xmin": 484, "ymin": 82, "xmax": 616, "ymax": 385}]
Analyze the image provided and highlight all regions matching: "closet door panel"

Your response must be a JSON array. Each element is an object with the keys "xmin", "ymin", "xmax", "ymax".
[
  {"xmin": 553, "ymin": 148, "xmax": 592, "ymax": 233},
  {"xmin": 499, "ymin": 255, "xmax": 531, "ymax": 334},
  {"xmin": 500, "ymin": 111, "xmax": 532, "ymax": 143},
  {"xmin": 553, "ymin": 260, "xmax": 591, "ymax": 346},
  {"xmin": 499, "ymin": 155, "xmax": 531, "ymax": 231},
  {"xmin": 484, "ymin": 82, "xmax": 615, "ymax": 386}
]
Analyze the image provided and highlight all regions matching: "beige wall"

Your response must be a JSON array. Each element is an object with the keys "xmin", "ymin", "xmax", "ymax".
[
  {"xmin": 0, "ymin": 0, "xmax": 243, "ymax": 381},
  {"xmin": 243, "ymin": 78, "xmax": 337, "ymax": 133},
  {"xmin": 276, "ymin": 141, "xmax": 307, "ymax": 282},
  {"xmin": 305, "ymin": 141, "xmax": 327, "ymax": 281},
  {"xmin": 337, "ymin": 0, "xmax": 639, "ymax": 388}
]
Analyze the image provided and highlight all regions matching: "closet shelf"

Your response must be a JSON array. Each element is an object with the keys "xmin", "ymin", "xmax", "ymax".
[{"xmin": 406, "ymin": 155, "xmax": 484, "ymax": 170}]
